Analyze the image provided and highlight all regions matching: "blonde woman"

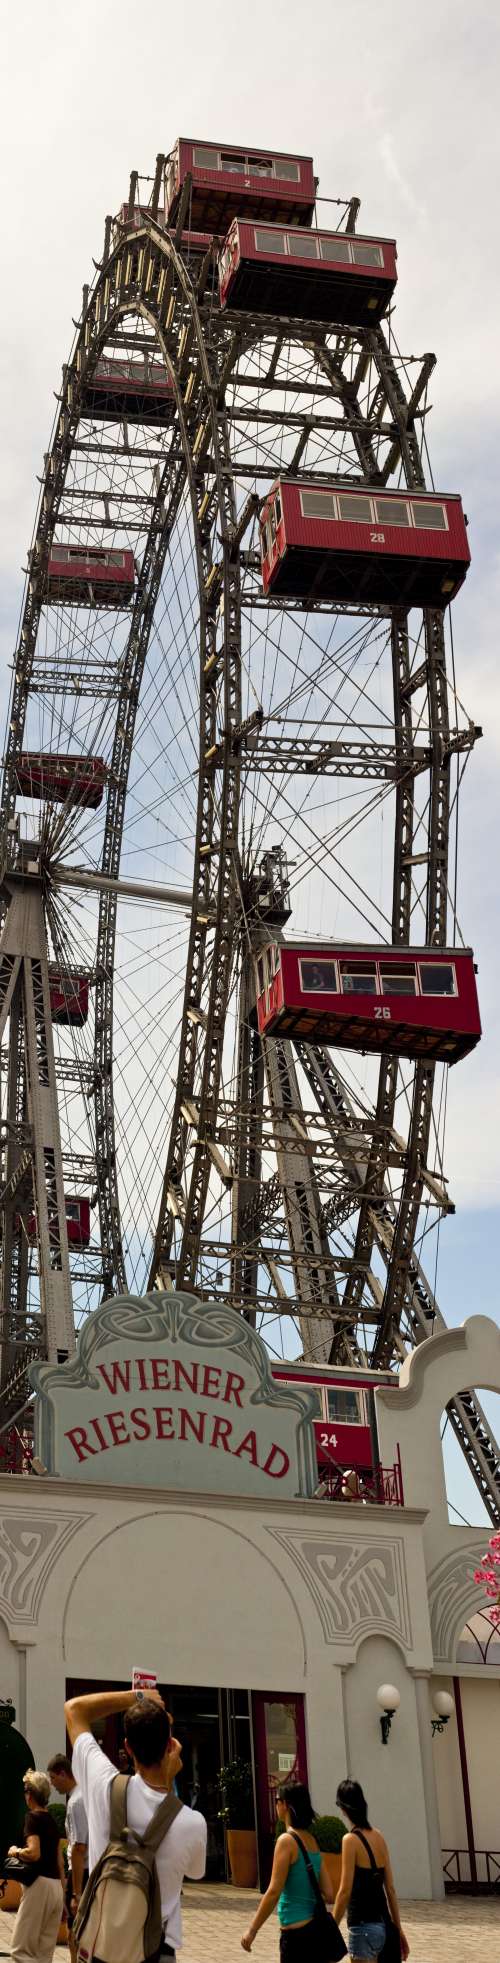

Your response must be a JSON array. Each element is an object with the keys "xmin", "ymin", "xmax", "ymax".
[{"xmin": 8, "ymin": 1770, "xmax": 64, "ymax": 1963}]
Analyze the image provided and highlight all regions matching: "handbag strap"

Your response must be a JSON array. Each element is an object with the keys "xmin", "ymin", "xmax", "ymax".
[
  {"xmin": 352, "ymin": 1828, "xmax": 379, "ymax": 1872},
  {"xmin": 289, "ymin": 1832, "xmax": 325, "ymax": 1910}
]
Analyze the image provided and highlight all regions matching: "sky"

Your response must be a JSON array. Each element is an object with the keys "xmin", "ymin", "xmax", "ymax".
[{"xmin": 1, "ymin": 0, "xmax": 499, "ymax": 1522}]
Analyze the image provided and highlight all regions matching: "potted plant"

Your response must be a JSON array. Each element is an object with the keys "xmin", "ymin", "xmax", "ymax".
[
  {"xmin": 276, "ymin": 1809, "xmax": 346, "ymax": 1889},
  {"xmin": 217, "ymin": 1758, "xmax": 257, "ymax": 1887},
  {"xmin": 314, "ymin": 1814, "xmax": 347, "ymax": 1889}
]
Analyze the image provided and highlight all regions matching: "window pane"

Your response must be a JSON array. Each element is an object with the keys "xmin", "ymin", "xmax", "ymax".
[
  {"xmin": 374, "ymin": 498, "xmax": 410, "ymax": 527},
  {"xmin": 263, "ymin": 1700, "xmax": 299, "ymax": 1782},
  {"xmin": 193, "ymin": 147, "xmax": 219, "ymax": 169},
  {"xmin": 320, "ymin": 236, "xmax": 352, "ymax": 263},
  {"xmin": 352, "ymin": 242, "xmax": 383, "ymax": 267},
  {"xmin": 285, "ymin": 1382, "xmax": 322, "ymax": 1416},
  {"xmin": 337, "ymin": 493, "xmax": 373, "ymax": 524},
  {"xmin": 277, "ymin": 159, "xmax": 300, "ymax": 180},
  {"xmin": 412, "ymin": 501, "xmax": 448, "ymax": 530},
  {"xmin": 340, "ymin": 964, "xmax": 377, "ymax": 994},
  {"xmin": 300, "ymin": 959, "xmax": 339, "ymax": 992},
  {"xmin": 300, "ymin": 491, "xmax": 336, "ymax": 519},
  {"xmin": 292, "ymin": 233, "xmax": 319, "ymax": 258},
  {"xmin": 255, "ymin": 229, "xmax": 286, "ymax": 254},
  {"xmin": 327, "ymin": 1388, "xmax": 361, "ymax": 1424},
  {"xmin": 221, "ymin": 153, "xmax": 244, "ymax": 173},
  {"xmin": 419, "ymin": 963, "xmax": 456, "ymax": 996},
  {"xmin": 257, "ymin": 959, "xmax": 265, "ymax": 994},
  {"xmin": 275, "ymin": 494, "xmax": 282, "ymax": 526},
  {"xmin": 380, "ymin": 968, "xmax": 416, "ymax": 995},
  {"xmin": 249, "ymin": 158, "xmax": 273, "ymax": 176}
]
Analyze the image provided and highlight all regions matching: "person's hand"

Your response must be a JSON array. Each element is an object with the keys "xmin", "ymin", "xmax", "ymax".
[
  {"xmin": 241, "ymin": 1934, "xmax": 253, "ymax": 1951},
  {"xmin": 70, "ymin": 1895, "xmax": 80, "ymax": 1912},
  {"xmin": 7, "ymin": 1846, "xmax": 19, "ymax": 1857},
  {"xmin": 400, "ymin": 1932, "xmax": 410, "ymax": 1960}
]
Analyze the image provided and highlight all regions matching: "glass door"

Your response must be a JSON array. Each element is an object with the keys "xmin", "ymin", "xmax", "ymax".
[{"xmin": 251, "ymin": 1692, "xmax": 307, "ymax": 1884}]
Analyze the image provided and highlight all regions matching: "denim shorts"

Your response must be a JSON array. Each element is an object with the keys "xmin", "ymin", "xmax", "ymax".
[{"xmin": 347, "ymin": 1921, "xmax": 386, "ymax": 1958}]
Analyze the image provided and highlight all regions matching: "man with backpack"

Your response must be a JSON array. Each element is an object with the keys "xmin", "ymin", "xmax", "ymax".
[{"xmin": 64, "ymin": 1686, "xmax": 207, "ymax": 1961}]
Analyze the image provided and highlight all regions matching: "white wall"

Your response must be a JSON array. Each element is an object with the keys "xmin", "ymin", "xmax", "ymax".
[
  {"xmin": 433, "ymin": 1671, "xmax": 500, "ymax": 1867},
  {"xmin": 376, "ymin": 1315, "xmax": 500, "ymax": 1568},
  {"xmin": 344, "ymin": 1637, "xmax": 432, "ymax": 1899},
  {"xmin": 0, "ymin": 1474, "xmax": 439, "ymax": 1894},
  {"xmin": 432, "ymin": 1676, "xmax": 467, "ymax": 1852},
  {"xmin": 459, "ymin": 1678, "xmax": 500, "ymax": 1852},
  {"xmin": 62, "ymin": 1506, "xmax": 306, "ymax": 1690}
]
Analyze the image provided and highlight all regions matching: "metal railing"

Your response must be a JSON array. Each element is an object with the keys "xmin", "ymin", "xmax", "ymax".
[
  {"xmin": 319, "ymin": 1449, "xmax": 404, "ymax": 1507},
  {"xmin": 443, "ymin": 1848, "xmax": 500, "ymax": 1893}
]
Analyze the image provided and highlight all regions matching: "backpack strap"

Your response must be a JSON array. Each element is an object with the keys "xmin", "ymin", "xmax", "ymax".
[
  {"xmin": 109, "ymin": 1774, "xmax": 182, "ymax": 1852},
  {"xmin": 141, "ymin": 1792, "xmax": 183, "ymax": 1855},
  {"xmin": 289, "ymin": 1832, "xmax": 324, "ymax": 1909},
  {"xmin": 109, "ymin": 1774, "xmax": 130, "ymax": 1840}
]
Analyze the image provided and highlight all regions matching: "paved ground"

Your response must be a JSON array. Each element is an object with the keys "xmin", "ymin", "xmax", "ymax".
[{"xmin": 2, "ymin": 1884, "xmax": 500, "ymax": 1961}]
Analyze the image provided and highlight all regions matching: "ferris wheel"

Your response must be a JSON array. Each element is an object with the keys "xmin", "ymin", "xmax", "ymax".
[{"xmin": 0, "ymin": 138, "xmax": 498, "ymax": 1520}]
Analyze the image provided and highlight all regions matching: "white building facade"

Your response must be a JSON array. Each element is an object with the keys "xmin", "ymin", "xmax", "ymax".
[{"xmin": 0, "ymin": 1298, "xmax": 498, "ymax": 1899}]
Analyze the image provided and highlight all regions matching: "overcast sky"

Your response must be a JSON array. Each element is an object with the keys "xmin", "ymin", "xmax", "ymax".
[{"xmin": 1, "ymin": 0, "xmax": 499, "ymax": 1515}]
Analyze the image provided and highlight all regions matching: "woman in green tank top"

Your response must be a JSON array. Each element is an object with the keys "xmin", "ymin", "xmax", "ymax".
[{"xmin": 241, "ymin": 1782, "xmax": 338, "ymax": 1959}]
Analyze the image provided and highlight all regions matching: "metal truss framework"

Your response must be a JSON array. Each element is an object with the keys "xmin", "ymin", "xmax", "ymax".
[{"xmin": 0, "ymin": 160, "xmax": 497, "ymax": 1522}]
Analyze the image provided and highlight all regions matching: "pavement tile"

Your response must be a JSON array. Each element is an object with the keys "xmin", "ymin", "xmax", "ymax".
[{"xmin": 2, "ymin": 1883, "xmax": 499, "ymax": 1963}]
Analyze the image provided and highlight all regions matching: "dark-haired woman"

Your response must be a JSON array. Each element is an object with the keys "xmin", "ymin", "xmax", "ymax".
[
  {"xmin": 334, "ymin": 1779, "xmax": 409, "ymax": 1963},
  {"xmin": 241, "ymin": 1782, "xmax": 337, "ymax": 1957}
]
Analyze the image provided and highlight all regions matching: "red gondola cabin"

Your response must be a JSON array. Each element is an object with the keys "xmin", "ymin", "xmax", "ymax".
[
  {"xmin": 49, "ymin": 970, "xmax": 89, "ymax": 1025},
  {"xmin": 260, "ymin": 480, "xmax": 470, "ymax": 608},
  {"xmin": 271, "ymin": 1362, "xmax": 381, "ymax": 1471},
  {"xmin": 219, "ymin": 220, "xmax": 397, "ymax": 325},
  {"xmin": 165, "ymin": 139, "xmax": 316, "ymax": 233},
  {"xmin": 46, "ymin": 545, "xmax": 136, "ymax": 607},
  {"xmin": 81, "ymin": 356, "xmax": 175, "ymax": 427},
  {"xmin": 255, "ymin": 943, "xmax": 481, "ymax": 1065},
  {"xmin": 24, "ymin": 1197, "xmax": 91, "ymax": 1248},
  {"xmin": 15, "ymin": 754, "xmax": 106, "ymax": 809}
]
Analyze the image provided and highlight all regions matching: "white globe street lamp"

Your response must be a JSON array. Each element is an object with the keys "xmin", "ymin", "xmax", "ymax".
[
  {"xmin": 432, "ymin": 1690, "xmax": 455, "ymax": 1736},
  {"xmin": 377, "ymin": 1683, "xmax": 401, "ymax": 1745}
]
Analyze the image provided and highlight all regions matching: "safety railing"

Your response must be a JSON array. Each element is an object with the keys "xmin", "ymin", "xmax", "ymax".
[
  {"xmin": 319, "ymin": 1449, "xmax": 404, "ymax": 1507},
  {"xmin": 443, "ymin": 1847, "xmax": 500, "ymax": 1893}
]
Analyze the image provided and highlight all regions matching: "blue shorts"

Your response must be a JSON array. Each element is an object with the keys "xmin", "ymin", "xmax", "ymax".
[{"xmin": 347, "ymin": 1922, "xmax": 386, "ymax": 1958}]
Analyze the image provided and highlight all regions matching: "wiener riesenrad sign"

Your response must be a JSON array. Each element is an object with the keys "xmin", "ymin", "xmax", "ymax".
[{"xmin": 30, "ymin": 1294, "xmax": 317, "ymax": 1499}]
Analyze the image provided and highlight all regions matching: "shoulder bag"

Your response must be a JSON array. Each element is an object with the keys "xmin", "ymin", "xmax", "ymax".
[
  {"xmin": 3, "ymin": 1854, "xmax": 38, "ymax": 1888},
  {"xmin": 353, "ymin": 1830, "xmax": 402, "ymax": 1963},
  {"xmin": 290, "ymin": 1833, "xmax": 347, "ymax": 1962}
]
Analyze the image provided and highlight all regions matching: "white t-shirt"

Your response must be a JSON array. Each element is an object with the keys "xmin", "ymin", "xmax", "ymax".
[
  {"xmin": 66, "ymin": 1783, "xmax": 88, "ymax": 1869},
  {"xmin": 73, "ymin": 1733, "xmax": 206, "ymax": 1951}
]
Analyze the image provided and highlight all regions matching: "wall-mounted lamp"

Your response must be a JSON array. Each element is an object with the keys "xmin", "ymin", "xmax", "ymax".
[
  {"xmin": 431, "ymin": 1690, "xmax": 455, "ymax": 1737},
  {"xmin": 377, "ymin": 1683, "xmax": 401, "ymax": 1745}
]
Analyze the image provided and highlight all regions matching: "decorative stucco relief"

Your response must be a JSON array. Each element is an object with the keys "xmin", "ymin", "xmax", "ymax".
[
  {"xmin": 268, "ymin": 1529, "xmax": 412, "ymax": 1648},
  {"xmin": 0, "ymin": 1510, "xmax": 88, "ymax": 1628},
  {"xmin": 427, "ymin": 1543, "xmax": 480, "ymax": 1663}
]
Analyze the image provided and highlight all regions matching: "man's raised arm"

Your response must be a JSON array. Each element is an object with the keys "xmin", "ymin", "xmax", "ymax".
[{"xmin": 65, "ymin": 1686, "xmax": 164, "ymax": 1745}]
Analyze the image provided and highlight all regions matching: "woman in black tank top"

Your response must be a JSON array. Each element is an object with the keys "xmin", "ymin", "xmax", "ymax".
[{"xmin": 333, "ymin": 1780, "xmax": 409, "ymax": 1963}]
